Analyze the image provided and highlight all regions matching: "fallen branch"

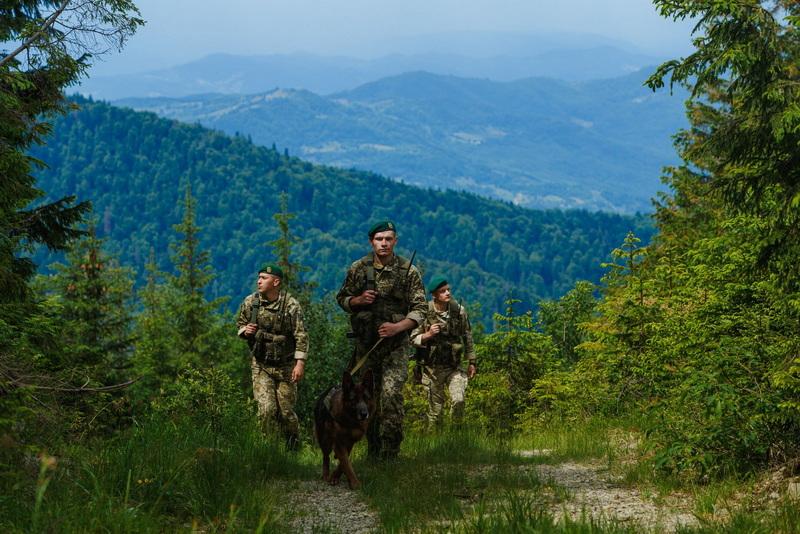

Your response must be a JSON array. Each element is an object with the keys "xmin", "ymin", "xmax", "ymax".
[{"xmin": 15, "ymin": 377, "xmax": 140, "ymax": 393}]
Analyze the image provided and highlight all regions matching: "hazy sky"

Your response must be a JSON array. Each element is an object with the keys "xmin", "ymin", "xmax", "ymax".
[{"xmin": 91, "ymin": 0, "xmax": 696, "ymax": 75}]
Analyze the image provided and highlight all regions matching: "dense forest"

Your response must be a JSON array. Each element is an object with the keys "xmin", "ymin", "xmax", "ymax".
[
  {"xmin": 2, "ymin": 1, "xmax": 799, "ymax": 531},
  {"xmin": 31, "ymin": 97, "xmax": 653, "ymax": 327}
]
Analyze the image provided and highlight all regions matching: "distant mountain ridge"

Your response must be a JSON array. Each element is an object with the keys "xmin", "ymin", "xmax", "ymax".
[
  {"xmin": 80, "ymin": 46, "xmax": 663, "ymax": 99},
  {"xmin": 116, "ymin": 69, "xmax": 687, "ymax": 213}
]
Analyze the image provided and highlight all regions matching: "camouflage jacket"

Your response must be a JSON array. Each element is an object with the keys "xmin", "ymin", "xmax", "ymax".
[
  {"xmin": 336, "ymin": 253, "xmax": 427, "ymax": 346},
  {"xmin": 411, "ymin": 299, "xmax": 476, "ymax": 366},
  {"xmin": 236, "ymin": 291, "xmax": 308, "ymax": 362}
]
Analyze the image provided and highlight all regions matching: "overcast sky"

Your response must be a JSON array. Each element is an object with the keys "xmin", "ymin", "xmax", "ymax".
[{"xmin": 90, "ymin": 0, "xmax": 697, "ymax": 75}]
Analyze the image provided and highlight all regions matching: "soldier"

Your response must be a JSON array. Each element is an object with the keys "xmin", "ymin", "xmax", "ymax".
[
  {"xmin": 411, "ymin": 276, "xmax": 477, "ymax": 428},
  {"xmin": 237, "ymin": 264, "xmax": 308, "ymax": 450},
  {"xmin": 336, "ymin": 221, "xmax": 427, "ymax": 460}
]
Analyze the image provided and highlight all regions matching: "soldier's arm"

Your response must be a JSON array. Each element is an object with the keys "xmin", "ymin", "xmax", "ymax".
[
  {"xmin": 405, "ymin": 267, "xmax": 427, "ymax": 327},
  {"xmin": 410, "ymin": 317, "xmax": 428, "ymax": 347},
  {"xmin": 336, "ymin": 264, "xmax": 360, "ymax": 313},
  {"xmin": 291, "ymin": 301, "xmax": 309, "ymax": 361}
]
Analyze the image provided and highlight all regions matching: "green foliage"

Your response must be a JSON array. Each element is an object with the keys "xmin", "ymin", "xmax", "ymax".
[
  {"xmin": 464, "ymin": 371, "xmax": 518, "ymax": 435},
  {"xmin": 0, "ymin": 0, "xmax": 142, "ymax": 477},
  {"xmin": 467, "ymin": 300, "xmax": 560, "ymax": 434},
  {"xmin": 648, "ymin": 0, "xmax": 800, "ymax": 283},
  {"xmin": 37, "ymin": 224, "xmax": 135, "ymax": 379},
  {"xmin": 132, "ymin": 187, "xmax": 246, "ymax": 401},
  {"xmin": 151, "ymin": 367, "xmax": 250, "ymax": 428},
  {"xmin": 540, "ymin": 146, "xmax": 800, "ymax": 479},
  {"xmin": 269, "ymin": 191, "xmax": 310, "ymax": 293},
  {"xmin": 538, "ymin": 280, "xmax": 596, "ymax": 363},
  {"xmin": 1, "ymin": 0, "xmax": 142, "ymax": 305},
  {"xmin": 168, "ymin": 185, "xmax": 229, "ymax": 363}
]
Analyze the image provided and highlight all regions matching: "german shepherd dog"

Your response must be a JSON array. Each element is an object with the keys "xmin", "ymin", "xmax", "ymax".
[{"xmin": 313, "ymin": 370, "xmax": 375, "ymax": 489}]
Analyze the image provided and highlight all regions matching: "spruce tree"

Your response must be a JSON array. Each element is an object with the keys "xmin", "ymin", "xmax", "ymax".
[
  {"xmin": 269, "ymin": 191, "xmax": 310, "ymax": 294},
  {"xmin": 132, "ymin": 248, "xmax": 178, "ymax": 395},
  {"xmin": 168, "ymin": 183, "xmax": 226, "ymax": 364},
  {"xmin": 1, "ymin": 1, "xmax": 142, "ymax": 310},
  {"xmin": 647, "ymin": 0, "xmax": 800, "ymax": 280},
  {"xmin": 46, "ymin": 224, "xmax": 135, "ymax": 382}
]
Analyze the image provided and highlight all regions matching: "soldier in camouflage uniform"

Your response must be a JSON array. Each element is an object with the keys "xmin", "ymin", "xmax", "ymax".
[
  {"xmin": 336, "ymin": 221, "xmax": 427, "ymax": 460},
  {"xmin": 411, "ymin": 276, "xmax": 477, "ymax": 428},
  {"xmin": 237, "ymin": 264, "xmax": 308, "ymax": 450}
]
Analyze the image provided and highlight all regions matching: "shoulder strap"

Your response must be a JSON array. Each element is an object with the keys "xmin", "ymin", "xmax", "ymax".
[
  {"xmin": 276, "ymin": 290, "xmax": 288, "ymax": 331},
  {"xmin": 396, "ymin": 254, "xmax": 410, "ymax": 270},
  {"xmin": 366, "ymin": 264, "xmax": 375, "ymax": 291},
  {"xmin": 388, "ymin": 254, "xmax": 410, "ymax": 296},
  {"xmin": 448, "ymin": 299, "xmax": 462, "ymax": 333}
]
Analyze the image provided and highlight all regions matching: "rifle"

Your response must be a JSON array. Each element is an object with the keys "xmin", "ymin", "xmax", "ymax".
[
  {"xmin": 249, "ymin": 297, "xmax": 266, "ymax": 361},
  {"xmin": 403, "ymin": 249, "xmax": 416, "ymax": 311}
]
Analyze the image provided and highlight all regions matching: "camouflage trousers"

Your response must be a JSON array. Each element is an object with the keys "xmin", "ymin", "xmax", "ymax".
[
  {"xmin": 359, "ymin": 342, "xmax": 409, "ymax": 459},
  {"xmin": 422, "ymin": 365, "xmax": 468, "ymax": 428},
  {"xmin": 251, "ymin": 357, "xmax": 299, "ymax": 440}
]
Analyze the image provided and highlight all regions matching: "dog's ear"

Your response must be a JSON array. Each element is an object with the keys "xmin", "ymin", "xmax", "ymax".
[
  {"xmin": 342, "ymin": 370, "xmax": 354, "ymax": 391},
  {"xmin": 361, "ymin": 369, "xmax": 374, "ymax": 393}
]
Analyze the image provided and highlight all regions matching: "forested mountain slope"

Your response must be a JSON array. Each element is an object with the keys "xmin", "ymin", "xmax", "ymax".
[
  {"xmin": 32, "ymin": 98, "xmax": 653, "ymax": 325},
  {"xmin": 116, "ymin": 69, "xmax": 687, "ymax": 213}
]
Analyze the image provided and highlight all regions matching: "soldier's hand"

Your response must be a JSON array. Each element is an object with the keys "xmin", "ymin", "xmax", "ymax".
[
  {"xmin": 424, "ymin": 323, "xmax": 441, "ymax": 341},
  {"xmin": 468, "ymin": 363, "xmax": 477, "ymax": 379},
  {"xmin": 291, "ymin": 360, "xmax": 305, "ymax": 383},
  {"xmin": 352, "ymin": 289, "xmax": 378, "ymax": 307},
  {"xmin": 244, "ymin": 323, "xmax": 258, "ymax": 336},
  {"xmin": 378, "ymin": 321, "xmax": 402, "ymax": 338}
]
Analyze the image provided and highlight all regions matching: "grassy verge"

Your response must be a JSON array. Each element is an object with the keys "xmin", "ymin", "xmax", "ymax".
[{"xmin": 1, "ymin": 411, "xmax": 312, "ymax": 532}]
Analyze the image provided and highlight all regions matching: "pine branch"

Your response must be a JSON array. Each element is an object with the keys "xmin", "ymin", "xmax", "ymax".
[{"xmin": 0, "ymin": 0, "xmax": 72, "ymax": 70}]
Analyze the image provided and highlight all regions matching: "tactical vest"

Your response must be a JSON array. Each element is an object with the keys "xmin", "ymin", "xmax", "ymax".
[
  {"xmin": 425, "ymin": 299, "xmax": 467, "ymax": 366},
  {"xmin": 350, "ymin": 254, "xmax": 412, "ymax": 346},
  {"xmin": 249, "ymin": 292, "xmax": 295, "ymax": 363}
]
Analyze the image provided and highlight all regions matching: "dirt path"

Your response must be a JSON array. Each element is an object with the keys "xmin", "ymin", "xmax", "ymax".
[
  {"xmin": 289, "ymin": 453, "xmax": 699, "ymax": 533},
  {"xmin": 289, "ymin": 479, "xmax": 380, "ymax": 533},
  {"xmin": 531, "ymin": 459, "xmax": 699, "ymax": 532}
]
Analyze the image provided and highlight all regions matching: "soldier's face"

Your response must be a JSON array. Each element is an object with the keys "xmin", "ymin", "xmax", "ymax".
[
  {"xmin": 433, "ymin": 284, "xmax": 452, "ymax": 304},
  {"xmin": 257, "ymin": 272, "xmax": 280, "ymax": 293},
  {"xmin": 370, "ymin": 230, "xmax": 397, "ymax": 258}
]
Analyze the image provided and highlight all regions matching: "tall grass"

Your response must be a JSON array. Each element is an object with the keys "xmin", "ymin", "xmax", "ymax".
[{"xmin": 0, "ymin": 410, "xmax": 311, "ymax": 532}]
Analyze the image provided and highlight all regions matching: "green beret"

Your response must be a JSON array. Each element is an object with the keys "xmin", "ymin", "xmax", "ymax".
[
  {"xmin": 427, "ymin": 275, "xmax": 448, "ymax": 294},
  {"xmin": 368, "ymin": 220, "xmax": 397, "ymax": 238},
  {"xmin": 258, "ymin": 264, "xmax": 284, "ymax": 278}
]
